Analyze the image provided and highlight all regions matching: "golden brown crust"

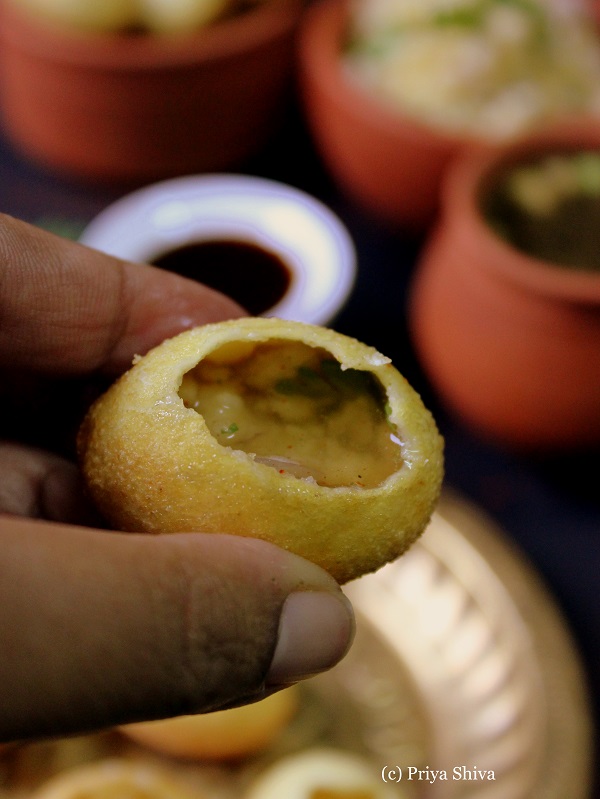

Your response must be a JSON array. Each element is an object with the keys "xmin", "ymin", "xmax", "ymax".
[
  {"xmin": 78, "ymin": 318, "xmax": 444, "ymax": 583},
  {"xmin": 119, "ymin": 687, "xmax": 299, "ymax": 761}
]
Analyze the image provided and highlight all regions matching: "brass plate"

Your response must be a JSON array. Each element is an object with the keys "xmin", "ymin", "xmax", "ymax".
[
  {"xmin": 0, "ymin": 492, "xmax": 593, "ymax": 797},
  {"xmin": 344, "ymin": 491, "xmax": 594, "ymax": 798}
]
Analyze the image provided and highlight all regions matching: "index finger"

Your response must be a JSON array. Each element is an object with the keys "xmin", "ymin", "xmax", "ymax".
[{"xmin": 0, "ymin": 213, "xmax": 245, "ymax": 376}]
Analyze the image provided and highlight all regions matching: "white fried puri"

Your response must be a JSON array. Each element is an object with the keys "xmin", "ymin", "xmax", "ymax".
[{"xmin": 78, "ymin": 318, "xmax": 443, "ymax": 583}]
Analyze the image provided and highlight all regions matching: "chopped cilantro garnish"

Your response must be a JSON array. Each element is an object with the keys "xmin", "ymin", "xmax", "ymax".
[
  {"xmin": 274, "ymin": 358, "xmax": 385, "ymax": 415},
  {"xmin": 345, "ymin": 0, "xmax": 549, "ymax": 55},
  {"xmin": 320, "ymin": 359, "xmax": 380, "ymax": 399},
  {"xmin": 221, "ymin": 422, "xmax": 239, "ymax": 436},
  {"xmin": 275, "ymin": 366, "xmax": 331, "ymax": 398}
]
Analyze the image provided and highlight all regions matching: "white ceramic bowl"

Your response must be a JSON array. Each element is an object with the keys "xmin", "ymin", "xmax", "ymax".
[{"xmin": 80, "ymin": 174, "xmax": 357, "ymax": 326}]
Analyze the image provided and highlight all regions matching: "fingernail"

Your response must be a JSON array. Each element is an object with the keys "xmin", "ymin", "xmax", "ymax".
[{"xmin": 266, "ymin": 591, "xmax": 355, "ymax": 686}]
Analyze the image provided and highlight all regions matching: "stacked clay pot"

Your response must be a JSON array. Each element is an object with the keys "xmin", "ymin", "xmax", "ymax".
[{"xmin": 409, "ymin": 121, "xmax": 600, "ymax": 450}]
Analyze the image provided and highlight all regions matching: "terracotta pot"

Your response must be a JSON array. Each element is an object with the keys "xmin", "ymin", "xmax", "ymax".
[
  {"xmin": 297, "ymin": 0, "xmax": 480, "ymax": 231},
  {"xmin": 0, "ymin": 0, "xmax": 302, "ymax": 183},
  {"xmin": 409, "ymin": 121, "xmax": 600, "ymax": 450}
]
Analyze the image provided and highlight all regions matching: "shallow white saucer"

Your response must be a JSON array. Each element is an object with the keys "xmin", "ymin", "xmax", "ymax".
[{"xmin": 80, "ymin": 174, "xmax": 357, "ymax": 326}]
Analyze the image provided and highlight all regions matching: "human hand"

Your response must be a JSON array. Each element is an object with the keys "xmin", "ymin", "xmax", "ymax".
[{"xmin": 0, "ymin": 214, "xmax": 355, "ymax": 743}]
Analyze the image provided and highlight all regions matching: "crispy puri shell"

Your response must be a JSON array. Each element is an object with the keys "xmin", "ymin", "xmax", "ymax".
[
  {"xmin": 31, "ymin": 760, "xmax": 200, "ymax": 799},
  {"xmin": 78, "ymin": 318, "xmax": 444, "ymax": 583},
  {"xmin": 119, "ymin": 687, "xmax": 299, "ymax": 761}
]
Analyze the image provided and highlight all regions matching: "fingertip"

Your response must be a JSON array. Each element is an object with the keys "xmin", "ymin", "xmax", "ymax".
[
  {"xmin": 163, "ymin": 535, "xmax": 355, "ymax": 712},
  {"xmin": 106, "ymin": 264, "xmax": 247, "ymax": 373},
  {"xmin": 265, "ymin": 590, "xmax": 355, "ymax": 687}
]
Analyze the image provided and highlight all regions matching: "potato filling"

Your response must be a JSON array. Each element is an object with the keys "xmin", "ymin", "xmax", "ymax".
[{"xmin": 179, "ymin": 340, "xmax": 403, "ymax": 488}]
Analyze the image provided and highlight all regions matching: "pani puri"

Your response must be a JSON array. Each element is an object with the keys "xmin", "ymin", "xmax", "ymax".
[
  {"xmin": 78, "ymin": 318, "xmax": 443, "ymax": 583},
  {"xmin": 119, "ymin": 686, "xmax": 298, "ymax": 761},
  {"xmin": 31, "ymin": 759, "xmax": 203, "ymax": 799}
]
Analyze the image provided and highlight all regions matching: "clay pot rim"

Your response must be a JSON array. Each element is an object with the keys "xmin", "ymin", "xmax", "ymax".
[
  {"xmin": 298, "ymin": 0, "xmax": 489, "ymax": 151},
  {"xmin": 441, "ymin": 118, "xmax": 600, "ymax": 304},
  {"xmin": 0, "ymin": 0, "xmax": 302, "ymax": 69}
]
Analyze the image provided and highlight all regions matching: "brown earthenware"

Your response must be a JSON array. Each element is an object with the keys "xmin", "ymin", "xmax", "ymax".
[
  {"xmin": 296, "ymin": 0, "xmax": 480, "ymax": 231},
  {"xmin": 409, "ymin": 120, "xmax": 600, "ymax": 450},
  {"xmin": 0, "ymin": 0, "xmax": 302, "ymax": 183}
]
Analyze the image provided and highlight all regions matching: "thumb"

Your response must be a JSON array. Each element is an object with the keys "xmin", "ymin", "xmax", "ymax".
[{"xmin": 0, "ymin": 518, "xmax": 355, "ymax": 743}]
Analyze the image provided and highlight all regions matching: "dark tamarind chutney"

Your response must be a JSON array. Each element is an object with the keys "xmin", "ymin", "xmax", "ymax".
[{"xmin": 151, "ymin": 239, "xmax": 292, "ymax": 315}]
